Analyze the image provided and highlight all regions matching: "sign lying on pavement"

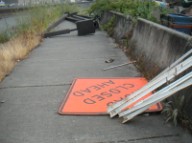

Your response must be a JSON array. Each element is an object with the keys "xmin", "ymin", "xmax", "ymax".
[{"xmin": 58, "ymin": 78, "xmax": 163, "ymax": 115}]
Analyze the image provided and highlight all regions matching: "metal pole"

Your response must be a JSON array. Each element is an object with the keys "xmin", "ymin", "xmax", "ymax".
[
  {"xmin": 122, "ymin": 77, "xmax": 192, "ymax": 123},
  {"xmin": 119, "ymin": 71, "xmax": 192, "ymax": 117},
  {"xmin": 103, "ymin": 61, "xmax": 136, "ymax": 71},
  {"xmin": 108, "ymin": 56, "xmax": 192, "ymax": 118}
]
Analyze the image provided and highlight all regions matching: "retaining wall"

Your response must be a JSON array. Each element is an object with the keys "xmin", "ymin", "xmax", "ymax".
[{"xmin": 101, "ymin": 11, "xmax": 192, "ymax": 131}]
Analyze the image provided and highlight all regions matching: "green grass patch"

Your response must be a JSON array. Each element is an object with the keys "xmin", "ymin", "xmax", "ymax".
[
  {"xmin": 0, "ymin": 3, "xmax": 82, "ymax": 81},
  {"xmin": 0, "ymin": 32, "xmax": 10, "ymax": 43},
  {"xmin": 0, "ymin": 3, "xmax": 81, "ymax": 44},
  {"xmin": 102, "ymin": 16, "xmax": 116, "ymax": 36},
  {"xmin": 88, "ymin": 0, "xmax": 171, "ymax": 22}
]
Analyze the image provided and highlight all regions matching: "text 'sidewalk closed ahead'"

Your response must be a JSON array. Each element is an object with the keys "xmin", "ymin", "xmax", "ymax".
[{"xmin": 59, "ymin": 78, "xmax": 162, "ymax": 115}]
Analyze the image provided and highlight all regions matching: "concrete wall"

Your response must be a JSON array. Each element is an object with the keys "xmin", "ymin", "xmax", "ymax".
[
  {"xmin": 101, "ymin": 11, "xmax": 192, "ymax": 131},
  {"xmin": 102, "ymin": 11, "xmax": 134, "ymax": 41},
  {"xmin": 102, "ymin": 11, "xmax": 191, "ymax": 71},
  {"xmin": 129, "ymin": 18, "xmax": 191, "ymax": 70}
]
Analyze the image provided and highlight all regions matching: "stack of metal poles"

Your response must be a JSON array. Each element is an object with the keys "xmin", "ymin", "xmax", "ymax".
[{"xmin": 107, "ymin": 49, "xmax": 192, "ymax": 123}]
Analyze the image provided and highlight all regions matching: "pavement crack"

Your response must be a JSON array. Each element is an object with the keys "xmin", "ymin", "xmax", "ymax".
[
  {"xmin": 24, "ymin": 56, "xmax": 119, "ymax": 63},
  {"xmin": 0, "ymin": 83, "xmax": 72, "ymax": 89},
  {"xmin": 94, "ymin": 134, "xmax": 180, "ymax": 143},
  {"xmin": 127, "ymin": 134, "xmax": 180, "ymax": 142}
]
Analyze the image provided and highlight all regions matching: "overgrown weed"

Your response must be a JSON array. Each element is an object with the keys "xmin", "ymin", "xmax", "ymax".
[
  {"xmin": 0, "ymin": 4, "xmax": 80, "ymax": 81},
  {"xmin": 88, "ymin": 0, "xmax": 159, "ymax": 22}
]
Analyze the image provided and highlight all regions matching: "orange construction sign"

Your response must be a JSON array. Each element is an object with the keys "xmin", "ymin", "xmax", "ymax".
[{"xmin": 58, "ymin": 78, "xmax": 163, "ymax": 115}]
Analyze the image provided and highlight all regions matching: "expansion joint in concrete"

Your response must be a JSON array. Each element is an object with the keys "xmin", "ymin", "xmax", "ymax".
[{"xmin": 0, "ymin": 83, "xmax": 72, "ymax": 89}]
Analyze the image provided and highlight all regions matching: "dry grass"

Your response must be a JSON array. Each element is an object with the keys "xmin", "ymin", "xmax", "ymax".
[
  {"xmin": 0, "ymin": 4, "xmax": 81, "ymax": 82},
  {"xmin": 0, "ymin": 61, "xmax": 16, "ymax": 81},
  {"xmin": 0, "ymin": 33, "xmax": 41, "ymax": 81}
]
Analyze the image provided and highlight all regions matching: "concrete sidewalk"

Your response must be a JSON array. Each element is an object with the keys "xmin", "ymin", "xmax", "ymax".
[{"xmin": 0, "ymin": 21, "xmax": 191, "ymax": 143}]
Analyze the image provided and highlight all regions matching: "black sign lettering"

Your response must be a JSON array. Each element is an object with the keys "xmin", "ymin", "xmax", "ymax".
[
  {"xmin": 105, "ymin": 80, "xmax": 115, "ymax": 85},
  {"xmin": 92, "ymin": 95, "xmax": 105, "ymax": 101},
  {"xmin": 107, "ymin": 102, "xmax": 114, "ymax": 106},
  {"xmin": 109, "ymin": 88, "xmax": 121, "ymax": 94},
  {"xmin": 81, "ymin": 88, "xmax": 91, "ymax": 94},
  {"xmin": 124, "ymin": 94, "xmax": 129, "ymax": 98},
  {"xmin": 116, "ymin": 85, "xmax": 129, "ymax": 90},
  {"xmin": 73, "ymin": 91, "xmax": 84, "ymax": 96},
  {"xmin": 123, "ymin": 83, "xmax": 134, "ymax": 88},
  {"xmin": 100, "ymin": 92, "xmax": 112, "ymax": 97},
  {"xmin": 97, "ymin": 83, "xmax": 109, "ymax": 88},
  {"xmin": 113, "ymin": 97, "xmax": 124, "ymax": 103},
  {"xmin": 89, "ymin": 86, "xmax": 101, "ymax": 91},
  {"xmin": 83, "ymin": 98, "xmax": 96, "ymax": 104}
]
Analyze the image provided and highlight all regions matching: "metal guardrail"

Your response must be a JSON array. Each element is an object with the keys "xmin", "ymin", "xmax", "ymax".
[{"xmin": 121, "ymin": 71, "xmax": 192, "ymax": 123}]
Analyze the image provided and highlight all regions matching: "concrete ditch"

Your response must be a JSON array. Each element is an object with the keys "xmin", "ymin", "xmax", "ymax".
[{"xmin": 101, "ymin": 11, "xmax": 192, "ymax": 132}]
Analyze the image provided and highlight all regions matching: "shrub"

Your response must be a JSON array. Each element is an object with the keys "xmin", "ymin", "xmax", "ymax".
[{"xmin": 88, "ymin": 0, "xmax": 158, "ymax": 22}]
